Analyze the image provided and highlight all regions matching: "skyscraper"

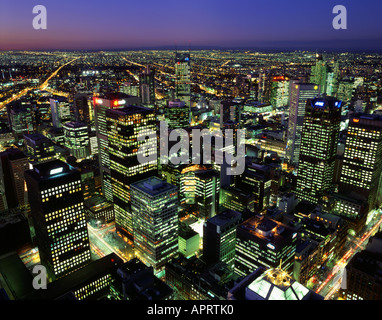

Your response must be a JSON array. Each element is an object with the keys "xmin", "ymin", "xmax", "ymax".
[
  {"xmin": 139, "ymin": 66, "xmax": 155, "ymax": 106},
  {"xmin": 130, "ymin": 177, "xmax": 178, "ymax": 270},
  {"xmin": 165, "ymin": 99, "xmax": 189, "ymax": 129},
  {"xmin": 175, "ymin": 52, "xmax": 191, "ymax": 110},
  {"xmin": 339, "ymin": 114, "xmax": 382, "ymax": 211},
  {"xmin": 63, "ymin": 121, "xmax": 90, "ymax": 160},
  {"xmin": 74, "ymin": 93, "xmax": 91, "ymax": 125},
  {"xmin": 295, "ymin": 98, "xmax": 342, "ymax": 205},
  {"xmin": 106, "ymin": 105, "xmax": 157, "ymax": 240},
  {"xmin": 0, "ymin": 147, "xmax": 29, "ymax": 209},
  {"xmin": 25, "ymin": 160, "xmax": 91, "ymax": 281},
  {"xmin": 24, "ymin": 133, "xmax": 56, "ymax": 165},
  {"xmin": 310, "ymin": 55, "xmax": 328, "ymax": 95},
  {"xmin": 235, "ymin": 215, "xmax": 297, "ymax": 277},
  {"xmin": 93, "ymin": 92, "xmax": 140, "ymax": 202},
  {"xmin": 202, "ymin": 210, "xmax": 242, "ymax": 270},
  {"xmin": 286, "ymin": 81, "xmax": 320, "ymax": 165}
]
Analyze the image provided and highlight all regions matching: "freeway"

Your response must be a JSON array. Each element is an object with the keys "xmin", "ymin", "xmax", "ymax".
[{"xmin": 0, "ymin": 56, "xmax": 81, "ymax": 109}]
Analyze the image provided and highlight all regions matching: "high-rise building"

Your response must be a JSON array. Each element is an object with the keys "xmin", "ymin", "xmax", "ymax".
[
  {"xmin": 93, "ymin": 92, "xmax": 140, "ymax": 202},
  {"xmin": 286, "ymin": 81, "xmax": 320, "ymax": 165},
  {"xmin": 203, "ymin": 210, "xmax": 242, "ymax": 270},
  {"xmin": 0, "ymin": 147, "xmax": 29, "ymax": 209},
  {"xmin": 74, "ymin": 93, "xmax": 91, "ymax": 125},
  {"xmin": 63, "ymin": 121, "xmax": 90, "ymax": 160},
  {"xmin": 24, "ymin": 133, "xmax": 56, "ymax": 165},
  {"xmin": 339, "ymin": 114, "xmax": 382, "ymax": 212},
  {"xmin": 295, "ymin": 98, "xmax": 342, "ymax": 205},
  {"xmin": 139, "ymin": 66, "xmax": 155, "ymax": 106},
  {"xmin": 310, "ymin": 55, "xmax": 328, "ymax": 95},
  {"xmin": 25, "ymin": 160, "xmax": 91, "ymax": 281},
  {"xmin": 235, "ymin": 215, "xmax": 297, "ymax": 277},
  {"xmin": 270, "ymin": 76, "xmax": 290, "ymax": 108},
  {"xmin": 130, "ymin": 177, "xmax": 178, "ymax": 270},
  {"xmin": 106, "ymin": 106, "xmax": 157, "ymax": 239},
  {"xmin": 165, "ymin": 99, "xmax": 189, "ymax": 129},
  {"xmin": 175, "ymin": 52, "xmax": 191, "ymax": 110},
  {"xmin": 7, "ymin": 103, "xmax": 34, "ymax": 141},
  {"xmin": 236, "ymin": 163, "xmax": 272, "ymax": 211},
  {"xmin": 49, "ymin": 97, "xmax": 70, "ymax": 128}
]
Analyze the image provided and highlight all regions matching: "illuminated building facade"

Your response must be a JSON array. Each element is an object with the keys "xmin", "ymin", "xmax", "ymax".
[
  {"xmin": 63, "ymin": 121, "xmax": 90, "ymax": 160},
  {"xmin": 295, "ymin": 98, "xmax": 342, "ymax": 205},
  {"xmin": 286, "ymin": 81, "xmax": 320, "ymax": 165},
  {"xmin": 74, "ymin": 93, "xmax": 91, "ymax": 125},
  {"xmin": 235, "ymin": 215, "xmax": 297, "ymax": 277},
  {"xmin": 106, "ymin": 106, "xmax": 157, "ymax": 240},
  {"xmin": 25, "ymin": 160, "xmax": 91, "ymax": 281},
  {"xmin": 270, "ymin": 76, "xmax": 290, "ymax": 108},
  {"xmin": 130, "ymin": 177, "xmax": 178, "ymax": 270},
  {"xmin": 339, "ymin": 114, "xmax": 382, "ymax": 212},
  {"xmin": 165, "ymin": 99, "xmax": 189, "ymax": 129},
  {"xmin": 203, "ymin": 210, "xmax": 242, "ymax": 270},
  {"xmin": 93, "ymin": 93, "xmax": 140, "ymax": 202},
  {"xmin": 139, "ymin": 66, "xmax": 155, "ymax": 106},
  {"xmin": 236, "ymin": 163, "xmax": 272, "ymax": 211},
  {"xmin": 49, "ymin": 97, "xmax": 70, "ymax": 128},
  {"xmin": 175, "ymin": 52, "xmax": 191, "ymax": 109},
  {"xmin": 24, "ymin": 133, "xmax": 56, "ymax": 165},
  {"xmin": 0, "ymin": 148, "xmax": 29, "ymax": 209}
]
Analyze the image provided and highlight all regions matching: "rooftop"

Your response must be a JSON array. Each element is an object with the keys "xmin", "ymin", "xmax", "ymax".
[{"xmin": 131, "ymin": 177, "xmax": 176, "ymax": 197}]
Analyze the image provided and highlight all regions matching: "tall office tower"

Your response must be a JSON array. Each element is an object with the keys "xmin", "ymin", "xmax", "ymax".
[
  {"xmin": 219, "ymin": 101, "xmax": 241, "ymax": 128},
  {"xmin": 295, "ymin": 98, "xmax": 342, "ymax": 205},
  {"xmin": 339, "ymin": 114, "xmax": 382, "ymax": 212},
  {"xmin": 202, "ymin": 210, "xmax": 242, "ymax": 270},
  {"xmin": 310, "ymin": 54, "xmax": 328, "ymax": 95},
  {"xmin": 93, "ymin": 93, "xmax": 140, "ymax": 202},
  {"xmin": 258, "ymin": 71, "xmax": 272, "ymax": 104},
  {"xmin": 74, "ymin": 93, "xmax": 91, "ymax": 125},
  {"xmin": 235, "ymin": 215, "xmax": 297, "ymax": 277},
  {"xmin": 106, "ymin": 106, "xmax": 157, "ymax": 240},
  {"xmin": 285, "ymin": 81, "xmax": 320, "ymax": 165},
  {"xmin": 194, "ymin": 170, "xmax": 220, "ymax": 219},
  {"xmin": 270, "ymin": 76, "xmax": 290, "ymax": 108},
  {"xmin": 326, "ymin": 61, "xmax": 340, "ymax": 97},
  {"xmin": 49, "ymin": 97, "xmax": 70, "ymax": 128},
  {"xmin": 130, "ymin": 177, "xmax": 178, "ymax": 270},
  {"xmin": 175, "ymin": 52, "xmax": 191, "ymax": 110},
  {"xmin": 0, "ymin": 147, "xmax": 29, "ymax": 209},
  {"xmin": 23, "ymin": 133, "xmax": 56, "ymax": 165},
  {"xmin": 165, "ymin": 99, "xmax": 189, "ymax": 129},
  {"xmin": 236, "ymin": 163, "xmax": 272, "ymax": 211},
  {"xmin": 63, "ymin": 121, "xmax": 90, "ymax": 160},
  {"xmin": 25, "ymin": 160, "xmax": 91, "ymax": 281},
  {"xmin": 139, "ymin": 66, "xmax": 155, "ymax": 106},
  {"xmin": 7, "ymin": 104, "xmax": 34, "ymax": 141}
]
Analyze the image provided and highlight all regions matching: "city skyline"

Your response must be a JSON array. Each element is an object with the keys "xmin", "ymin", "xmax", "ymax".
[{"xmin": 1, "ymin": 0, "xmax": 382, "ymax": 51}]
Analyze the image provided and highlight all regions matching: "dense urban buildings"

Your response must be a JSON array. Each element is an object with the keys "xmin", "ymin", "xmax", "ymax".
[{"xmin": 0, "ymin": 46, "xmax": 381, "ymax": 305}]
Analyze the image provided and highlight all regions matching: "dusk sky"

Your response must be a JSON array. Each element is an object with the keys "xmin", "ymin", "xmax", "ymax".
[{"xmin": 0, "ymin": 0, "xmax": 381, "ymax": 51}]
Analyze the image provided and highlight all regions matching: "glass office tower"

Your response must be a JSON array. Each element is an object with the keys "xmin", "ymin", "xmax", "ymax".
[
  {"xmin": 295, "ymin": 98, "xmax": 342, "ymax": 205},
  {"xmin": 131, "ymin": 177, "xmax": 178, "ymax": 270},
  {"xmin": 106, "ymin": 105, "xmax": 157, "ymax": 240},
  {"xmin": 25, "ymin": 160, "xmax": 91, "ymax": 281}
]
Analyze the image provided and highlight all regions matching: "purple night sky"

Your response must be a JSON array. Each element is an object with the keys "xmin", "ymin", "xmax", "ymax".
[{"xmin": 0, "ymin": 0, "xmax": 381, "ymax": 51}]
